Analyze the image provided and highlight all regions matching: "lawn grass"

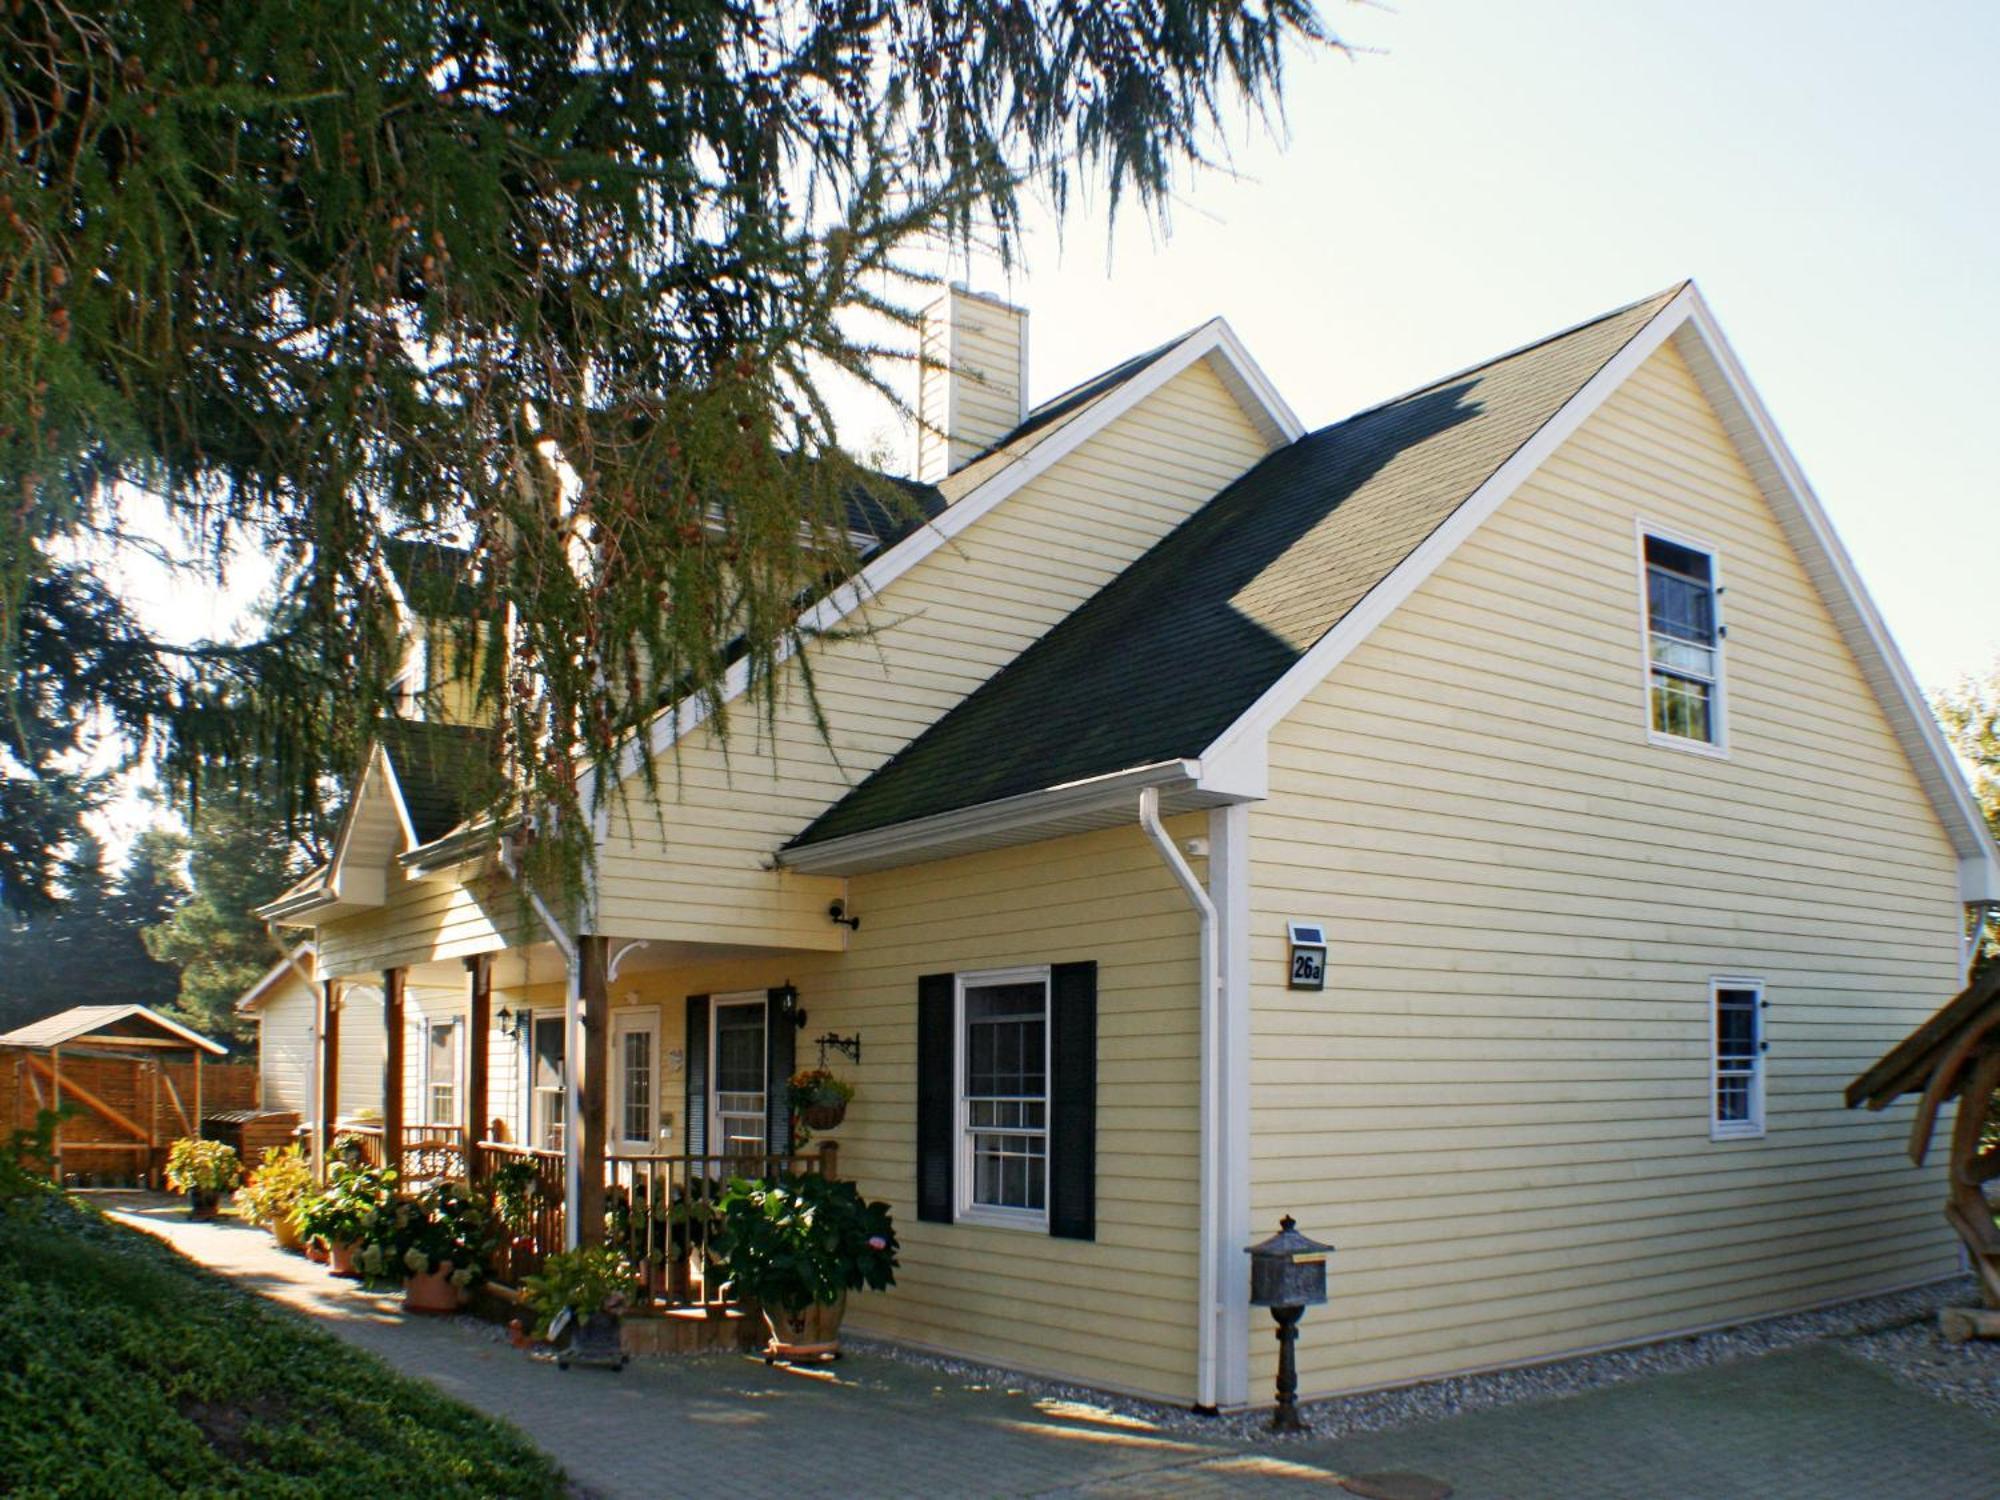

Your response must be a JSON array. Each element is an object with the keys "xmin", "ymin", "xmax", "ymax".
[{"xmin": 0, "ymin": 1192, "xmax": 567, "ymax": 1498}]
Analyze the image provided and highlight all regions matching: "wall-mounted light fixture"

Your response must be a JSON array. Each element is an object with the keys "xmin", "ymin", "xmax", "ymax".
[
  {"xmin": 775, "ymin": 983, "xmax": 807, "ymax": 1030},
  {"xmin": 496, "ymin": 1006, "xmax": 527, "ymax": 1041},
  {"xmin": 828, "ymin": 900, "xmax": 861, "ymax": 931}
]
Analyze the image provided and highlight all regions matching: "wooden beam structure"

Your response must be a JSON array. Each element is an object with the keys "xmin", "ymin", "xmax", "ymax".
[
  {"xmin": 577, "ymin": 935, "xmax": 609, "ymax": 1247},
  {"xmin": 1850, "ymin": 970, "xmax": 2000, "ymax": 1336},
  {"xmin": 21, "ymin": 1054, "xmax": 149, "ymax": 1142},
  {"xmin": 465, "ymin": 954, "xmax": 492, "ymax": 1177},
  {"xmin": 382, "ymin": 968, "xmax": 406, "ymax": 1178}
]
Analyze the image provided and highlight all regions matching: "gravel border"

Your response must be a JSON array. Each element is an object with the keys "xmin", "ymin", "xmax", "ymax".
[{"xmin": 845, "ymin": 1276, "xmax": 1997, "ymax": 1444}]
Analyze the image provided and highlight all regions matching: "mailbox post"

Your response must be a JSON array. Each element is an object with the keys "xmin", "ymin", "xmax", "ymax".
[{"xmin": 1246, "ymin": 1215, "xmax": 1334, "ymax": 1433}]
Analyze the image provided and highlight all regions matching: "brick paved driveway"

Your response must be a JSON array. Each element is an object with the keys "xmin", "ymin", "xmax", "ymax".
[{"xmin": 102, "ymin": 1194, "xmax": 2000, "ymax": 1500}]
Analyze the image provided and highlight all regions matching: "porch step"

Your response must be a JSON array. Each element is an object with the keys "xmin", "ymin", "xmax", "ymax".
[{"xmin": 622, "ymin": 1304, "xmax": 762, "ymax": 1356}]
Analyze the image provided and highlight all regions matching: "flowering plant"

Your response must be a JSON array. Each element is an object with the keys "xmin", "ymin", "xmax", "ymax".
[
  {"xmin": 238, "ymin": 1144, "xmax": 313, "ymax": 1230},
  {"xmin": 359, "ymin": 1178, "xmax": 495, "ymax": 1287},
  {"xmin": 295, "ymin": 1161, "xmax": 396, "ymax": 1247},
  {"xmin": 521, "ymin": 1245, "xmax": 637, "ymax": 1335},
  {"xmin": 713, "ymin": 1172, "xmax": 897, "ymax": 1316},
  {"xmin": 784, "ymin": 1068, "xmax": 854, "ymax": 1113}
]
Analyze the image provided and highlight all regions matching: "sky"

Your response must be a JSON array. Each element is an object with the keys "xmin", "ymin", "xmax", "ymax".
[
  {"xmin": 96, "ymin": 0, "xmax": 2000, "ymax": 852},
  {"xmin": 847, "ymin": 0, "xmax": 2000, "ymax": 693}
]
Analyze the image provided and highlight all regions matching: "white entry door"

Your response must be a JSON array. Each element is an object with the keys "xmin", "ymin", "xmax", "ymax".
[
  {"xmin": 709, "ymin": 995, "xmax": 769, "ymax": 1158},
  {"xmin": 611, "ymin": 1009, "xmax": 662, "ymax": 1154}
]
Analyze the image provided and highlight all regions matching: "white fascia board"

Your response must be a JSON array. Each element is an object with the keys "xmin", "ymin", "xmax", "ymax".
[
  {"xmin": 586, "ymin": 317, "xmax": 1303, "ymax": 809},
  {"xmin": 1201, "ymin": 285, "xmax": 1700, "ymax": 774},
  {"xmin": 1670, "ymin": 292, "xmax": 2000, "ymax": 901},
  {"xmin": 776, "ymin": 759, "xmax": 1232, "ymax": 874},
  {"xmin": 235, "ymin": 949, "xmax": 313, "ymax": 1013}
]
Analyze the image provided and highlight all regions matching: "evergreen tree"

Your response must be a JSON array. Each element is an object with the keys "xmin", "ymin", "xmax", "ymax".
[
  {"xmin": 144, "ymin": 797, "xmax": 310, "ymax": 1045},
  {"xmin": 3, "ymin": 0, "xmax": 1337, "ymax": 906}
]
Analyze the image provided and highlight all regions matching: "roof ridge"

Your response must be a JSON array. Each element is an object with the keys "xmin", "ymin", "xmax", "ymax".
[{"xmin": 1312, "ymin": 283, "xmax": 1687, "ymax": 436}]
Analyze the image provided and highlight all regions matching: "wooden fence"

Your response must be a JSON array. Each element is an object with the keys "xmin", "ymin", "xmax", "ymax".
[{"xmin": 2, "ymin": 1048, "xmax": 259, "ymax": 1184}]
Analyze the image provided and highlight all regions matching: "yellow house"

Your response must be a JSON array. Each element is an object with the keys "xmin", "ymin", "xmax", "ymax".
[{"xmin": 260, "ymin": 282, "xmax": 1998, "ymax": 1409}]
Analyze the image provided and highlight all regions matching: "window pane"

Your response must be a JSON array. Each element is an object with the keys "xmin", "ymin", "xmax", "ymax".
[
  {"xmin": 427, "ymin": 1025, "xmax": 457, "ymax": 1124},
  {"xmin": 1714, "ymin": 988, "xmax": 1761, "ymax": 1127},
  {"xmin": 971, "ymin": 1132, "xmax": 1047, "ymax": 1211},
  {"xmin": 1651, "ymin": 672, "xmax": 1712, "ymax": 742},
  {"xmin": 964, "ymin": 978, "xmax": 1049, "ymax": 1214},
  {"xmin": 1648, "ymin": 568, "xmax": 1715, "ymax": 647},
  {"xmin": 715, "ymin": 1004, "xmax": 766, "ymax": 1094},
  {"xmin": 1645, "ymin": 535, "xmax": 1712, "ymax": 586},
  {"xmin": 1649, "ymin": 632, "xmax": 1715, "ymax": 678},
  {"xmin": 623, "ymin": 1030, "xmax": 652, "ymax": 1143}
]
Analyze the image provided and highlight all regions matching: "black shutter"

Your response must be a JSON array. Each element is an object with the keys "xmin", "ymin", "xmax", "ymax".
[
  {"xmin": 916, "ymin": 972, "xmax": 956, "ymax": 1223},
  {"xmin": 765, "ymin": 988, "xmax": 796, "ymax": 1158},
  {"xmin": 684, "ymin": 995, "xmax": 709, "ymax": 1157},
  {"xmin": 1048, "ymin": 961, "xmax": 1098, "ymax": 1241}
]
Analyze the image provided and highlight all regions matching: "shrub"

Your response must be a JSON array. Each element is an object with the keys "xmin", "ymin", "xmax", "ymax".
[
  {"xmin": 713, "ymin": 1172, "xmax": 897, "ymax": 1317},
  {"xmin": 237, "ymin": 1145, "xmax": 314, "ymax": 1232},
  {"xmin": 521, "ymin": 1245, "xmax": 636, "ymax": 1335},
  {"xmin": 295, "ymin": 1161, "xmax": 396, "ymax": 1247},
  {"xmin": 164, "ymin": 1138, "xmax": 243, "ymax": 1196},
  {"xmin": 360, "ymin": 1180, "xmax": 495, "ymax": 1287}
]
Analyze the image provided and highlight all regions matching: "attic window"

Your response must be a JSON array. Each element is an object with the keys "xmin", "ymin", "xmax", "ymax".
[{"xmin": 1643, "ymin": 532, "xmax": 1724, "ymax": 749}]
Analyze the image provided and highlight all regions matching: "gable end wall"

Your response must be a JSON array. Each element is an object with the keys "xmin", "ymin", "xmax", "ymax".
[{"xmin": 1249, "ymin": 339, "xmax": 1963, "ymax": 1397}]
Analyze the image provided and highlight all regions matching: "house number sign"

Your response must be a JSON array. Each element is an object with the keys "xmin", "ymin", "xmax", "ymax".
[{"xmin": 1287, "ymin": 921, "xmax": 1327, "ymax": 991}]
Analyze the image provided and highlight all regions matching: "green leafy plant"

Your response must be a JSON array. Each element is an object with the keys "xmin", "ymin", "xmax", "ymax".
[
  {"xmin": 237, "ymin": 1145, "xmax": 314, "ymax": 1232},
  {"xmin": 296, "ymin": 1161, "xmax": 397, "ymax": 1247},
  {"xmin": 1, "ymin": 1107, "xmax": 66, "ymax": 1211},
  {"xmin": 786, "ymin": 1068, "xmax": 855, "ymax": 1114},
  {"xmin": 488, "ymin": 1157, "xmax": 545, "ymax": 1234},
  {"xmin": 360, "ymin": 1180, "xmax": 495, "ymax": 1287},
  {"xmin": 713, "ymin": 1173, "xmax": 898, "ymax": 1317},
  {"xmin": 520, "ymin": 1246, "xmax": 637, "ymax": 1336},
  {"xmin": 163, "ymin": 1138, "xmax": 243, "ymax": 1196}
]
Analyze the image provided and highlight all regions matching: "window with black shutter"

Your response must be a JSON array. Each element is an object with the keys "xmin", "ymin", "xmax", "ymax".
[{"xmin": 683, "ymin": 995, "xmax": 709, "ymax": 1156}]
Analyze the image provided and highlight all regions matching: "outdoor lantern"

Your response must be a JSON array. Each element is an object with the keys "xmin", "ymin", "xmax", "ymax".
[{"xmin": 1246, "ymin": 1215, "xmax": 1334, "ymax": 1433}]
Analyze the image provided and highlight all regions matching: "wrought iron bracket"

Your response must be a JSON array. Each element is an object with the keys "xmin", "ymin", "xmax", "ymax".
[{"xmin": 814, "ymin": 1032, "xmax": 861, "ymax": 1067}]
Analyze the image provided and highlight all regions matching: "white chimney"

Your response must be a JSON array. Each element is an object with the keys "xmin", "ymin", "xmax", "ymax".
[{"xmin": 916, "ymin": 286, "xmax": 1028, "ymax": 483}]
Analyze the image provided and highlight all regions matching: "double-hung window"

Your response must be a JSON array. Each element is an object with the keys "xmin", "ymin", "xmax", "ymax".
[
  {"xmin": 959, "ymin": 970, "xmax": 1050, "ymax": 1224},
  {"xmin": 1643, "ymin": 532, "xmax": 1724, "ymax": 748},
  {"xmin": 1711, "ymin": 979, "xmax": 1766, "ymax": 1139},
  {"xmin": 424, "ymin": 1019, "xmax": 459, "ymax": 1126}
]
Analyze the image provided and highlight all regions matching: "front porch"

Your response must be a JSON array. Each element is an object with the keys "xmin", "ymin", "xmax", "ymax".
[{"xmin": 306, "ymin": 934, "xmax": 843, "ymax": 1318}]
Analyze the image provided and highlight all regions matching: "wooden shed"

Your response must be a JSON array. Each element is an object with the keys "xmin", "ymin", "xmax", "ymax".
[
  {"xmin": 1847, "ymin": 965, "xmax": 2000, "ymax": 1339},
  {"xmin": 0, "ymin": 1005, "xmax": 247, "ymax": 1185}
]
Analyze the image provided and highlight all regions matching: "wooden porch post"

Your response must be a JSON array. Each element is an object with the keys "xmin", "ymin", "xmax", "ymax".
[
  {"xmin": 465, "ymin": 953, "xmax": 492, "ymax": 1179},
  {"xmin": 382, "ymin": 968, "xmax": 406, "ymax": 1176},
  {"xmin": 50, "ymin": 1043, "xmax": 62, "ymax": 1183},
  {"xmin": 192, "ymin": 1049, "xmax": 203, "ymax": 1135},
  {"xmin": 577, "ymin": 936, "xmax": 609, "ymax": 1247},
  {"xmin": 319, "ymin": 980, "xmax": 342, "ymax": 1177}
]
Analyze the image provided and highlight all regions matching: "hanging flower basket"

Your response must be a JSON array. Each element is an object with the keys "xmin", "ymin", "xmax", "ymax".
[{"xmin": 786, "ymin": 1069, "xmax": 855, "ymax": 1136}]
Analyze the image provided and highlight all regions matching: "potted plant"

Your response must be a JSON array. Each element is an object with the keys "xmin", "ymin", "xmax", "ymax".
[
  {"xmin": 522, "ymin": 1245, "xmax": 636, "ymax": 1370},
  {"xmin": 296, "ymin": 1161, "xmax": 396, "ymax": 1277},
  {"xmin": 238, "ymin": 1144, "xmax": 314, "ymax": 1250},
  {"xmin": 362, "ymin": 1179, "xmax": 495, "ymax": 1313},
  {"xmin": 785, "ymin": 1068, "xmax": 854, "ymax": 1136},
  {"xmin": 164, "ymin": 1137, "xmax": 243, "ymax": 1219},
  {"xmin": 714, "ymin": 1172, "xmax": 898, "ymax": 1361},
  {"xmin": 665, "ymin": 1178, "xmax": 725, "ymax": 1302}
]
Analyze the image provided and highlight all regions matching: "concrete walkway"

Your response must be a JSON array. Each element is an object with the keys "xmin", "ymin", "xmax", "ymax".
[{"xmin": 101, "ymin": 1193, "xmax": 2000, "ymax": 1500}]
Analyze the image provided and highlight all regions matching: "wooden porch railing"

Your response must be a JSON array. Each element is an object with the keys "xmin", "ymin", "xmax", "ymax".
[
  {"xmin": 331, "ymin": 1122, "xmax": 466, "ymax": 1184},
  {"xmin": 606, "ymin": 1144, "xmax": 839, "ymax": 1311},
  {"xmin": 475, "ymin": 1141, "xmax": 567, "ymax": 1288}
]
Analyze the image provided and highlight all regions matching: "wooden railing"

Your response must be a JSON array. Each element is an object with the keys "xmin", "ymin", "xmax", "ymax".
[
  {"xmin": 328, "ymin": 1122, "xmax": 465, "ymax": 1183},
  {"xmin": 606, "ymin": 1144, "xmax": 839, "ymax": 1310},
  {"xmin": 474, "ymin": 1142, "xmax": 566, "ymax": 1289}
]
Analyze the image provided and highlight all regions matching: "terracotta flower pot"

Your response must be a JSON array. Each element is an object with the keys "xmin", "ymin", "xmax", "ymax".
[
  {"xmin": 271, "ymin": 1214, "xmax": 304, "ymax": 1253},
  {"xmin": 762, "ymin": 1292, "xmax": 847, "ymax": 1362},
  {"xmin": 402, "ymin": 1262, "xmax": 465, "ymax": 1315},
  {"xmin": 327, "ymin": 1239, "xmax": 363, "ymax": 1278},
  {"xmin": 186, "ymin": 1189, "xmax": 220, "ymax": 1220},
  {"xmin": 305, "ymin": 1237, "xmax": 329, "ymax": 1264}
]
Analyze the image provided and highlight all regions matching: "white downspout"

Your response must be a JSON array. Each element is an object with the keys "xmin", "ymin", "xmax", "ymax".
[
  {"xmin": 501, "ymin": 843, "xmax": 583, "ymax": 1249},
  {"xmin": 1139, "ymin": 786, "xmax": 1223, "ymax": 1413}
]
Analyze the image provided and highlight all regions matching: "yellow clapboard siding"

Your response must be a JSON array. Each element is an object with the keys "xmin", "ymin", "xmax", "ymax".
[{"xmin": 1250, "ymin": 337, "xmax": 1962, "ymax": 1400}]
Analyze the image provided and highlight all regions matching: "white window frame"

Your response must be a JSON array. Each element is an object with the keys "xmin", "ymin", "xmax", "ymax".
[
  {"xmin": 523, "ymin": 1007, "xmax": 567, "ymax": 1153},
  {"xmin": 1710, "ymin": 976, "xmax": 1767, "ymax": 1141},
  {"xmin": 611, "ymin": 1008, "xmax": 662, "ymax": 1154},
  {"xmin": 418, "ymin": 1016, "xmax": 461, "ymax": 1127},
  {"xmin": 954, "ymin": 965, "xmax": 1053, "ymax": 1231},
  {"xmin": 708, "ymin": 991, "xmax": 770, "ymax": 1159},
  {"xmin": 1635, "ymin": 520, "xmax": 1729, "ymax": 758}
]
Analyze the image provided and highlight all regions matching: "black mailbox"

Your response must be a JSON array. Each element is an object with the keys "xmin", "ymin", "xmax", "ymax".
[{"xmin": 1247, "ymin": 1215, "xmax": 1333, "ymax": 1309}]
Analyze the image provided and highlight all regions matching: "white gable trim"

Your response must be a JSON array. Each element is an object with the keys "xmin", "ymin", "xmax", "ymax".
[
  {"xmin": 236, "ymin": 945, "xmax": 316, "ymax": 1014},
  {"xmin": 1198, "ymin": 284, "xmax": 2000, "ymax": 903},
  {"xmin": 586, "ymin": 317, "xmax": 1302, "ymax": 810}
]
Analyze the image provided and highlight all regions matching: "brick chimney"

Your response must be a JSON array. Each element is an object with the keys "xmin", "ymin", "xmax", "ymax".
[{"xmin": 916, "ymin": 286, "xmax": 1028, "ymax": 483}]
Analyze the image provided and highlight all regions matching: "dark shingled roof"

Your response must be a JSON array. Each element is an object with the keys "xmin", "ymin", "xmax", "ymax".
[
  {"xmin": 792, "ymin": 288, "xmax": 1680, "ymax": 849},
  {"xmin": 375, "ymin": 720, "xmax": 499, "ymax": 845}
]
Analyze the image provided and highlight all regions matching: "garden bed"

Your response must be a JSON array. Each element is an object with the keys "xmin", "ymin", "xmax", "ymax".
[{"xmin": 0, "ymin": 1192, "xmax": 566, "ymax": 1497}]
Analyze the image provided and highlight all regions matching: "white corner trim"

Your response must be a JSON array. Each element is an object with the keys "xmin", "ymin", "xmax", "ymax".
[
  {"xmin": 1202, "ymin": 286, "xmax": 1700, "ymax": 772},
  {"xmin": 1670, "ymin": 291, "xmax": 2000, "ymax": 899},
  {"xmin": 586, "ymin": 317, "xmax": 1303, "ymax": 807}
]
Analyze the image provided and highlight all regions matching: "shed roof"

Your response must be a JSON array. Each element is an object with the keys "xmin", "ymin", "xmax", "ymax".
[{"xmin": 0, "ymin": 1005, "xmax": 229, "ymax": 1056}]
